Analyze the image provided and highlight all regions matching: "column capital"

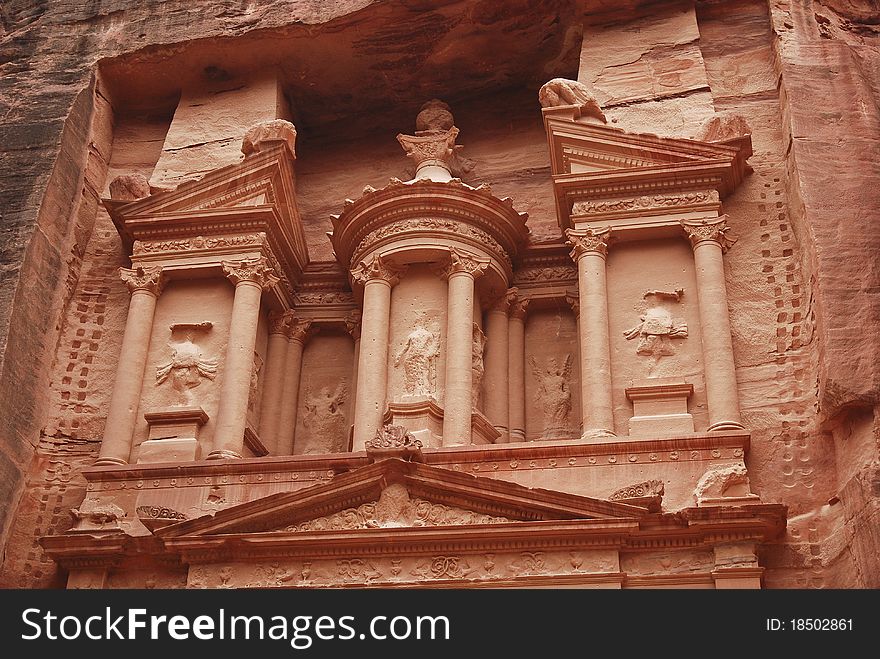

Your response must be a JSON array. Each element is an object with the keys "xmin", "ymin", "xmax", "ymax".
[
  {"xmin": 434, "ymin": 247, "xmax": 489, "ymax": 280},
  {"xmin": 565, "ymin": 290, "xmax": 580, "ymax": 317},
  {"xmin": 222, "ymin": 257, "xmax": 280, "ymax": 289},
  {"xmin": 351, "ymin": 254, "xmax": 407, "ymax": 287},
  {"xmin": 509, "ymin": 290, "xmax": 531, "ymax": 320},
  {"xmin": 681, "ymin": 216, "xmax": 736, "ymax": 253},
  {"xmin": 488, "ymin": 288, "xmax": 517, "ymax": 314},
  {"xmin": 566, "ymin": 226, "xmax": 612, "ymax": 261},
  {"xmin": 345, "ymin": 310, "xmax": 362, "ymax": 340},
  {"xmin": 287, "ymin": 318, "xmax": 315, "ymax": 345},
  {"xmin": 268, "ymin": 309, "xmax": 295, "ymax": 335},
  {"xmin": 119, "ymin": 265, "xmax": 164, "ymax": 296}
]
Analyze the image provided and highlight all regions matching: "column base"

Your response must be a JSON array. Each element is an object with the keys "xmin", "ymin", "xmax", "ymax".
[
  {"xmin": 206, "ymin": 449, "xmax": 244, "ymax": 460},
  {"xmin": 707, "ymin": 420, "xmax": 746, "ymax": 431},
  {"xmin": 93, "ymin": 456, "xmax": 127, "ymax": 467},
  {"xmin": 580, "ymin": 428, "xmax": 616, "ymax": 441},
  {"xmin": 509, "ymin": 429, "xmax": 525, "ymax": 443}
]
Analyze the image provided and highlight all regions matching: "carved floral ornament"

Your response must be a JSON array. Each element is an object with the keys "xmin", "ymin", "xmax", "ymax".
[
  {"xmin": 351, "ymin": 254, "xmax": 407, "ymax": 287},
  {"xmin": 571, "ymin": 191, "xmax": 720, "ymax": 217},
  {"xmin": 565, "ymin": 227, "xmax": 612, "ymax": 260},
  {"xmin": 681, "ymin": 216, "xmax": 737, "ymax": 253},
  {"xmin": 221, "ymin": 257, "xmax": 280, "ymax": 289},
  {"xmin": 119, "ymin": 265, "xmax": 164, "ymax": 295},
  {"xmin": 434, "ymin": 247, "xmax": 490, "ymax": 280}
]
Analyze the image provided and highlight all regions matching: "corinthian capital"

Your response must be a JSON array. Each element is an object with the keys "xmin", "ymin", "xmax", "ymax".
[
  {"xmin": 566, "ymin": 227, "xmax": 612, "ymax": 261},
  {"xmin": 508, "ymin": 288, "xmax": 531, "ymax": 320},
  {"xmin": 222, "ymin": 257, "xmax": 280, "ymax": 289},
  {"xmin": 119, "ymin": 265, "xmax": 164, "ymax": 295},
  {"xmin": 434, "ymin": 247, "xmax": 490, "ymax": 280},
  {"xmin": 681, "ymin": 216, "xmax": 736, "ymax": 253},
  {"xmin": 287, "ymin": 318, "xmax": 314, "ymax": 344},
  {"xmin": 351, "ymin": 254, "xmax": 407, "ymax": 287},
  {"xmin": 268, "ymin": 309, "xmax": 295, "ymax": 335}
]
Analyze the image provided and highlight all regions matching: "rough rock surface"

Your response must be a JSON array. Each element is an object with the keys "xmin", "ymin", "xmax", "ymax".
[{"xmin": 0, "ymin": 0, "xmax": 878, "ymax": 589}]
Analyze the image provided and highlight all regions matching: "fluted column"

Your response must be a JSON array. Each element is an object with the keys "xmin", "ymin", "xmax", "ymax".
[
  {"xmin": 566, "ymin": 227, "xmax": 615, "ymax": 438},
  {"xmin": 95, "ymin": 266, "xmax": 164, "ymax": 466},
  {"xmin": 438, "ymin": 249, "xmax": 489, "ymax": 446},
  {"xmin": 258, "ymin": 310, "xmax": 293, "ymax": 453},
  {"xmin": 209, "ymin": 257, "xmax": 279, "ymax": 460},
  {"xmin": 507, "ymin": 290, "xmax": 529, "ymax": 444},
  {"xmin": 484, "ymin": 290, "xmax": 513, "ymax": 442},
  {"xmin": 351, "ymin": 255, "xmax": 406, "ymax": 450},
  {"xmin": 682, "ymin": 216, "xmax": 744, "ymax": 431},
  {"xmin": 278, "ymin": 318, "xmax": 313, "ymax": 454}
]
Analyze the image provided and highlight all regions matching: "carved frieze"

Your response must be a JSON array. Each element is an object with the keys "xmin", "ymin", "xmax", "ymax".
[
  {"xmin": 293, "ymin": 291, "xmax": 355, "ymax": 306},
  {"xmin": 132, "ymin": 233, "xmax": 264, "ymax": 255},
  {"xmin": 609, "ymin": 480, "xmax": 665, "ymax": 501},
  {"xmin": 572, "ymin": 191, "xmax": 719, "ymax": 217}
]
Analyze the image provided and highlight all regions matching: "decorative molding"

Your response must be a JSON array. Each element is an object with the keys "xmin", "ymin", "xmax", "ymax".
[
  {"xmin": 294, "ymin": 291, "xmax": 355, "ymax": 306},
  {"xmin": 681, "ymin": 216, "xmax": 736, "ymax": 253},
  {"xmin": 610, "ymin": 480, "xmax": 664, "ymax": 501},
  {"xmin": 119, "ymin": 265, "xmax": 164, "ymax": 295},
  {"xmin": 565, "ymin": 227, "xmax": 612, "ymax": 260},
  {"xmin": 572, "ymin": 191, "xmax": 719, "ymax": 216},
  {"xmin": 132, "ymin": 233, "xmax": 264, "ymax": 254},
  {"xmin": 136, "ymin": 505, "xmax": 187, "ymax": 522},
  {"xmin": 351, "ymin": 254, "xmax": 407, "ymax": 287},
  {"xmin": 221, "ymin": 257, "xmax": 280, "ymax": 290}
]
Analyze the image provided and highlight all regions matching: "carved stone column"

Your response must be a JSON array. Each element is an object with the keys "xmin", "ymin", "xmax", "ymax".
[
  {"xmin": 95, "ymin": 266, "xmax": 164, "ymax": 466},
  {"xmin": 682, "ymin": 217, "xmax": 744, "ymax": 431},
  {"xmin": 507, "ymin": 292, "xmax": 530, "ymax": 443},
  {"xmin": 258, "ymin": 310, "xmax": 293, "ymax": 453},
  {"xmin": 484, "ymin": 291, "xmax": 512, "ymax": 442},
  {"xmin": 351, "ymin": 255, "xmax": 406, "ymax": 450},
  {"xmin": 278, "ymin": 318, "xmax": 313, "ymax": 454},
  {"xmin": 346, "ymin": 311, "xmax": 362, "ymax": 434},
  {"xmin": 438, "ymin": 249, "xmax": 489, "ymax": 446},
  {"xmin": 566, "ymin": 227, "xmax": 615, "ymax": 438},
  {"xmin": 209, "ymin": 257, "xmax": 279, "ymax": 460}
]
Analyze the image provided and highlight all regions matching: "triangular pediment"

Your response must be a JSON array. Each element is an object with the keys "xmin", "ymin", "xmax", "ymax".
[
  {"xmin": 154, "ymin": 458, "xmax": 647, "ymax": 538},
  {"xmin": 103, "ymin": 143, "xmax": 308, "ymax": 279}
]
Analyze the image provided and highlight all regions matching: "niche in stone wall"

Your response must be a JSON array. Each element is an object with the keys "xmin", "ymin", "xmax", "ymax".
[
  {"xmin": 606, "ymin": 239, "xmax": 708, "ymax": 435},
  {"xmin": 293, "ymin": 330, "xmax": 355, "ymax": 455},
  {"xmin": 132, "ymin": 279, "xmax": 234, "ymax": 461},
  {"xmin": 524, "ymin": 306, "xmax": 580, "ymax": 441}
]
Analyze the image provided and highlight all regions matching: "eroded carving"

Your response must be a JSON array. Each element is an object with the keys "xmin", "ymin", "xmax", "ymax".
[
  {"xmin": 156, "ymin": 331, "xmax": 218, "ymax": 405},
  {"xmin": 301, "ymin": 380, "xmax": 348, "ymax": 454},
  {"xmin": 136, "ymin": 505, "xmax": 187, "ymax": 521},
  {"xmin": 109, "ymin": 173, "xmax": 151, "ymax": 201},
  {"xmin": 694, "ymin": 464, "xmax": 756, "ymax": 504},
  {"xmin": 529, "ymin": 354, "xmax": 573, "ymax": 440},
  {"xmin": 435, "ymin": 247, "xmax": 489, "ymax": 279},
  {"xmin": 397, "ymin": 99, "xmax": 474, "ymax": 177},
  {"xmin": 119, "ymin": 265, "xmax": 164, "ymax": 295},
  {"xmin": 472, "ymin": 323, "xmax": 487, "ymax": 409},
  {"xmin": 572, "ymin": 191, "xmax": 719, "ymax": 216},
  {"xmin": 609, "ymin": 480, "xmax": 665, "ymax": 501},
  {"xmin": 539, "ymin": 78, "xmax": 606, "ymax": 124},
  {"xmin": 395, "ymin": 315, "xmax": 440, "ymax": 398},
  {"xmin": 221, "ymin": 257, "xmax": 280, "ymax": 289},
  {"xmin": 248, "ymin": 351, "xmax": 263, "ymax": 413},
  {"xmin": 241, "ymin": 119, "xmax": 297, "ymax": 157},
  {"xmin": 366, "ymin": 424, "xmax": 423, "ymax": 451},
  {"xmin": 623, "ymin": 289, "xmax": 688, "ymax": 374}
]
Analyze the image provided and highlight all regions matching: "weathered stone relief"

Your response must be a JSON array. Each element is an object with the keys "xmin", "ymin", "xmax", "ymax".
[
  {"xmin": 623, "ymin": 289, "xmax": 688, "ymax": 375},
  {"xmin": 247, "ymin": 351, "xmax": 263, "ymax": 414},
  {"xmin": 610, "ymin": 480, "xmax": 665, "ymax": 501},
  {"xmin": 155, "ymin": 326, "xmax": 218, "ymax": 405},
  {"xmin": 69, "ymin": 503, "xmax": 126, "ymax": 532},
  {"xmin": 300, "ymin": 380, "xmax": 348, "ymax": 454},
  {"xmin": 538, "ymin": 78, "xmax": 606, "ymax": 124},
  {"xmin": 471, "ymin": 323, "xmax": 486, "ymax": 410},
  {"xmin": 394, "ymin": 315, "xmax": 440, "ymax": 399},
  {"xmin": 693, "ymin": 463, "xmax": 757, "ymax": 505},
  {"xmin": 284, "ymin": 483, "xmax": 509, "ymax": 532},
  {"xmin": 528, "ymin": 354, "xmax": 573, "ymax": 440},
  {"xmin": 572, "ymin": 191, "xmax": 719, "ymax": 216}
]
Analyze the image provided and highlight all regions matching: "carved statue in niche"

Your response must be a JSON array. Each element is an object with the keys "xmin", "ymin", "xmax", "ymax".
[
  {"xmin": 301, "ymin": 380, "xmax": 348, "ymax": 454},
  {"xmin": 394, "ymin": 313, "xmax": 440, "ymax": 399},
  {"xmin": 623, "ymin": 289, "xmax": 688, "ymax": 376},
  {"xmin": 471, "ymin": 323, "xmax": 486, "ymax": 410},
  {"xmin": 155, "ymin": 325, "xmax": 218, "ymax": 405},
  {"xmin": 248, "ymin": 351, "xmax": 263, "ymax": 414},
  {"xmin": 528, "ymin": 354, "xmax": 573, "ymax": 440}
]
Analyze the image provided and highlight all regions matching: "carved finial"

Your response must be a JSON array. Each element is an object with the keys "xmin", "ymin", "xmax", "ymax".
[
  {"xmin": 221, "ymin": 257, "xmax": 280, "ymax": 289},
  {"xmin": 434, "ymin": 247, "xmax": 489, "ymax": 280},
  {"xmin": 351, "ymin": 254, "xmax": 407, "ymax": 287},
  {"xmin": 565, "ymin": 227, "xmax": 613, "ymax": 260},
  {"xmin": 415, "ymin": 99, "xmax": 455, "ymax": 133},
  {"xmin": 397, "ymin": 99, "xmax": 474, "ymax": 180},
  {"xmin": 681, "ymin": 216, "xmax": 736, "ymax": 253},
  {"xmin": 539, "ymin": 78, "xmax": 606, "ymax": 124},
  {"xmin": 241, "ymin": 119, "xmax": 297, "ymax": 158},
  {"xmin": 119, "ymin": 265, "xmax": 164, "ymax": 295}
]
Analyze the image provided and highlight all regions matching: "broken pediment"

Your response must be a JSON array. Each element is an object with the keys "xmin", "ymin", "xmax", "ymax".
[
  {"xmin": 103, "ymin": 126, "xmax": 308, "ymax": 288},
  {"xmin": 155, "ymin": 458, "xmax": 648, "ymax": 538},
  {"xmin": 541, "ymin": 107, "xmax": 752, "ymax": 231}
]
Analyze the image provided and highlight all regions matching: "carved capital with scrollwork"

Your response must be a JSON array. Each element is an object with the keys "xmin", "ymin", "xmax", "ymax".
[
  {"xmin": 565, "ymin": 227, "xmax": 612, "ymax": 261},
  {"xmin": 222, "ymin": 257, "xmax": 280, "ymax": 290},
  {"xmin": 119, "ymin": 265, "xmax": 164, "ymax": 296},
  {"xmin": 287, "ymin": 318, "xmax": 315, "ymax": 345},
  {"xmin": 681, "ymin": 216, "xmax": 736, "ymax": 253},
  {"xmin": 508, "ymin": 289, "xmax": 531, "ymax": 320},
  {"xmin": 487, "ymin": 288, "xmax": 517, "ymax": 314},
  {"xmin": 351, "ymin": 254, "xmax": 407, "ymax": 287},
  {"xmin": 268, "ymin": 310, "xmax": 295, "ymax": 336},
  {"xmin": 434, "ymin": 247, "xmax": 489, "ymax": 280}
]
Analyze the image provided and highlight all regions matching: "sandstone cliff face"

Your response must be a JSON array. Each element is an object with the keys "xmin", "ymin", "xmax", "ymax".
[{"xmin": 0, "ymin": 0, "xmax": 878, "ymax": 588}]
